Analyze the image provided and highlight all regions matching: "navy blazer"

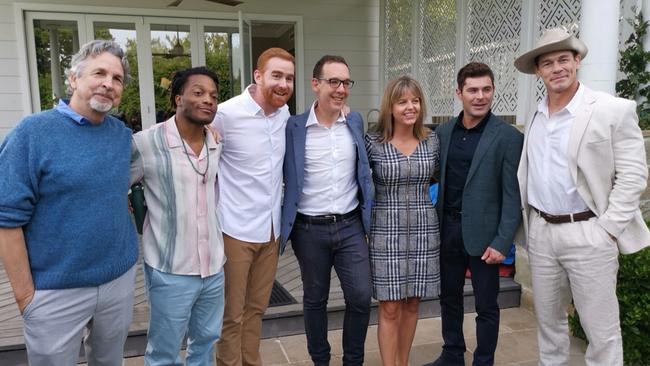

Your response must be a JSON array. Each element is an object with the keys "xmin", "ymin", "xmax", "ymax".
[
  {"xmin": 280, "ymin": 110, "xmax": 373, "ymax": 254},
  {"xmin": 436, "ymin": 113, "xmax": 523, "ymax": 256}
]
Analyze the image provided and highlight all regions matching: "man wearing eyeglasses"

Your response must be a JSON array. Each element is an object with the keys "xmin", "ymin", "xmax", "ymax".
[{"xmin": 281, "ymin": 55, "xmax": 373, "ymax": 366}]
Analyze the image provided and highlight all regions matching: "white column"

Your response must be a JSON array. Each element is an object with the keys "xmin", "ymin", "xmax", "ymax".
[
  {"xmin": 71, "ymin": 30, "xmax": 79, "ymax": 53},
  {"xmin": 641, "ymin": 0, "xmax": 650, "ymax": 71},
  {"xmin": 49, "ymin": 28, "xmax": 63, "ymax": 104},
  {"xmin": 516, "ymin": 0, "xmax": 535, "ymax": 125},
  {"xmin": 578, "ymin": 0, "xmax": 620, "ymax": 94},
  {"xmin": 453, "ymin": 0, "xmax": 467, "ymax": 115}
]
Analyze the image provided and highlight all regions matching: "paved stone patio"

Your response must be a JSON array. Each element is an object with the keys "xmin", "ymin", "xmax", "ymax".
[{"xmin": 112, "ymin": 307, "xmax": 587, "ymax": 366}]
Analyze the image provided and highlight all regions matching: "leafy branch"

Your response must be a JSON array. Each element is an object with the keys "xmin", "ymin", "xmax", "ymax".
[{"xmin": 616, "ymin": 11, "xmax": 650, "ymax": 130}]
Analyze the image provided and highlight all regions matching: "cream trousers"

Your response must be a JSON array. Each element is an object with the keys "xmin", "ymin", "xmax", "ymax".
[{"xmin": 527, "ymin": 210, "xmax": 622, "ymax": 366}]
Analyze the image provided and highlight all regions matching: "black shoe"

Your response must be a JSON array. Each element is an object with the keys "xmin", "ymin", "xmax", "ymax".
[{"xmin": 423, "ymin": 354, "xmax": 465, "ymax": 366}]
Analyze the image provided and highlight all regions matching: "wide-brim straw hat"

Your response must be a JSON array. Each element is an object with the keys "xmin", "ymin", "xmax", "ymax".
[{"xmin": 514, "ymin": 27, "xmax": 588, "ymax": 74}]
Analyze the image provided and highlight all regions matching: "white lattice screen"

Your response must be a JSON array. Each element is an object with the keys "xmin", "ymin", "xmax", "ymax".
[
  {"xmin": 383, "ymin": 0, "xmax": 456, "ymax": 120},
  {"xmin": 383, "ymin": 0, "xmax": 414, "ymax": 82},
  {"xmin": 464, "ymin": 0, "xmax": 522, "ymax": 116},
  {"xmin": 381, "ymin": 0, "xmax": 589, "ymax": 124},
  {"xmin": 534, "ymin": 0, "xmax": 582, "ymax": 103},
  {"xmin": 417, "ymin": 0, "xmax": 456, "ymax": 118}
]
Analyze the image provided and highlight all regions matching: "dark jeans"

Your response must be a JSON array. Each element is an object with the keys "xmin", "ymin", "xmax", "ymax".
[
  {"xmin": 291, "ymin": 212, "xmax": 372, "ymax": 366},
  {"xmin": 439, "ymin": 213, "xmax": 500, "ymax": 366}
]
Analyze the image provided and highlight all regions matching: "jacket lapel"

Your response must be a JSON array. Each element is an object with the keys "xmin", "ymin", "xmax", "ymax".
[
  {"xmin": 348, "ymin": 116, "xmax": 364, "ymax": 163},
  {"xmin": 435, "ymin": 120, "xmax": 456, "ymax": 212},
  {"xmin": 518, "ymin": 112, "xmax": 537, "ymax": 210},
  {"xmin": 438, "ymin": 120, "xmax": 453, "ymax": 184},
  {"xmin": 293, "ymin": 115, "xmax": 308, "ymax": 189},
  {"xmin": 568, "ymin": 87, "xmax": 596, "ymax": 182}
]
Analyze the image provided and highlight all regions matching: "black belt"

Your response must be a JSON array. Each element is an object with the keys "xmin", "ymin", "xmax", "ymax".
[
  {"xmin": 532, "ymin": 206, "xmax": 596, "ymax": 224},
  {"xmin": 296, "ymin": 207, "xmax": 359, "ymax": 225}
]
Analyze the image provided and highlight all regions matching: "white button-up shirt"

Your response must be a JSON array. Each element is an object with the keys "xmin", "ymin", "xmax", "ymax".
[
  {"xmin": 527, "ymin": 83, "xmax": 589, "ymax": 215},
  {"xmin": 212, "ymin": 85, "xmax": 289, "ymax": 243},
  {"xmin": 130, "ymin": 117, "xmax": 224, "ymax": 277},
  {"xmin": 297, "ymin": 102, "xmax": 359, "ymax": 216}
]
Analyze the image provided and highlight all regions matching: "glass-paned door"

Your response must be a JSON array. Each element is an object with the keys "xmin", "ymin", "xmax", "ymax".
[
  {"xmin": 238, "ymin": 12, "xmax": 252, "ymax": 90},
  {"xmin": 202, "ymin": 23, "xmax": 239, "ymax": 101},
  {"xmin": 26, "ymin": 12, "xmax": 254, "ymax": 127},
  {"xmin": 150, "ymin": 23, "xmax": 192, "ymax": 122},
  {"xmin": 26, "ymin": 13, "xmax": 85, "ymax": 112},
  {"xmin": 230, "ymin": 33, "xmax": 242, "ymax": 97},
  {"xmin": 91, "ymin": 20, "xmax": 143, "ymax": 131}
]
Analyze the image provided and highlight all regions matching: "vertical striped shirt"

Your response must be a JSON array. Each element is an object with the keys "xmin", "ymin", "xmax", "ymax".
[{"xmin": 130, "ymin": 117, "xmax": 225, "ymax": 277}]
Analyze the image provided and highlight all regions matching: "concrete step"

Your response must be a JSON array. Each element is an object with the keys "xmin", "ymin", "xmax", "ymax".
[{"xmin": 261, "ymin": 276, "xmax": 520, "ymax": 339}]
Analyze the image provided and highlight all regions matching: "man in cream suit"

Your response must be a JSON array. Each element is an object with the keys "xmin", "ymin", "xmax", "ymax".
[{"xmin": 514, "ymin": 28, "xmax": 650, "ymax": 366}]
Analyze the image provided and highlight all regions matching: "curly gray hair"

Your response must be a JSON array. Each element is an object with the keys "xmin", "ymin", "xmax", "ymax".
[{"xmin": 65, "ymin": 40, "xmax": 130, "ymax": 96}]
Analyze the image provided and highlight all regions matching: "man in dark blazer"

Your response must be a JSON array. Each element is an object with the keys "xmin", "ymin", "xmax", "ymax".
[
  {"xmin": 428, "ymin": 62, "xmax": 523, "ymax": 366},
  {"xmin": 280, "ymin": 55, "xmax": 372, "ymax": 366}
]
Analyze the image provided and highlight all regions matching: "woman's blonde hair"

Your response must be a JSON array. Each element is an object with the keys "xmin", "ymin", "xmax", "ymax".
[{"xmin": 375, "ymin": 76, "xmax": 428, "ymax": 142}]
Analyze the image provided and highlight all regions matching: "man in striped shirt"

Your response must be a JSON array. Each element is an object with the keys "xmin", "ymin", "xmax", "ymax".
[{"xmin": 130, "ymin": 67, "xmax": 225, "ymax": 365}]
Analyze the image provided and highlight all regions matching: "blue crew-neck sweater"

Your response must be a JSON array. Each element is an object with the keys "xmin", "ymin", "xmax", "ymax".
[{"xmin": 0, "ymin": 109, "xmax": 138, "ymax": 290}]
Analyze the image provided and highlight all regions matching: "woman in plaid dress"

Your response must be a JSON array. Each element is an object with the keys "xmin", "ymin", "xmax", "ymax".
[{"xmin": 365, "ymin": 76, "xmax": 440, "ymax": 366}]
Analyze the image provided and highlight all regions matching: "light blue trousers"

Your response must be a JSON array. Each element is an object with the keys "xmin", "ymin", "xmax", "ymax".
[{"xmin": 144, "ymin": 264, "xmax": 225, "ymax": 366}]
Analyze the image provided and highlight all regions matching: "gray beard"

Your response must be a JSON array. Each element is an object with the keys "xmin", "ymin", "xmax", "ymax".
[{"xmin": 90, "ymin": 97, "xmax": 113, "ymax": 113}]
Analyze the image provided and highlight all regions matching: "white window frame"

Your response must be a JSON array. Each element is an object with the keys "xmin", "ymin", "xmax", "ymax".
[
  {"xmin": 16, "ymin": 3, "xmax": 305, "ymax": 121},
  {"xmin": 24, "ymin": 12, "xmax": 86, "ymax": 112}
]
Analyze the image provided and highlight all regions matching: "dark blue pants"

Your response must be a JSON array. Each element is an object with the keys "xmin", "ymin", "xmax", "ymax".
[
  {"xmin": 439, "ymin": 213, "xmax": 500, "ymax": 366},
  {"xmin": 291, "ymin": 213, "xmax": 371, "ymax": 366}
]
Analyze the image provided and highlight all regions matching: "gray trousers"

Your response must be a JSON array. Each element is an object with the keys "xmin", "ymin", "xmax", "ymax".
[{"xmin": 22, "ymin": 265, "xmax": 136, "ymax": 366}]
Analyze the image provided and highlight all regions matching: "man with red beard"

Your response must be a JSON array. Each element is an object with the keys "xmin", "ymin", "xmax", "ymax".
[{"xmin": 211, "ymin": 47, "xmax": 295, "ymax": 366}]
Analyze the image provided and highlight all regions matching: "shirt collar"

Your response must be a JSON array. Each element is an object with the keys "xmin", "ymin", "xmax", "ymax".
[
  {"xmin": 537, "ymin": 82, "xmax": 584, "ymax": 118},
  {"xmin": 455, "ymin": 110, "xmax": 491, "ymax": 132},
  {"xmin": 56, "ymin": 99, "xmax": 95, "ymax": 125},
  {"xmin": 306, "ymin": 101, "xmax": 347, "ymax": 127},
  {"xmin": 242, "ymin": 84, "xmax": 286, "ymax": 118},
  {"xmin": 564, "ymin": 82, "xmax": 584, "ymax": 116},
  {"xmin": 164, "ymin": 115, "xmax": 218, "ymax": 156}
]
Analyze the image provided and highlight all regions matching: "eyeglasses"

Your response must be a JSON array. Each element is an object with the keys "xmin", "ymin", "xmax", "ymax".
[{"xmin": 316, "ymin": 78, "xmax": 355, "ymax": 89}]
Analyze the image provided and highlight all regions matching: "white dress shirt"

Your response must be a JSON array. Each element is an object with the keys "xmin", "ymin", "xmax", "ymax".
[
  {"xmin": 527, "ymin": 83, "xmax": 589, "ymax": 215},
  {"xmin": 298, "ymin": 101, "xmax": 359, "ymax": 216},
  {"xmin": 212, "ymin": 85, "xmax": 289, "ymax": 243}
]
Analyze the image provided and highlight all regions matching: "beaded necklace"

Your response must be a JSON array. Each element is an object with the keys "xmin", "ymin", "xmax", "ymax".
[{"xmin": 181, "ymin": 133, "xmax": 209, "ymax": 184}]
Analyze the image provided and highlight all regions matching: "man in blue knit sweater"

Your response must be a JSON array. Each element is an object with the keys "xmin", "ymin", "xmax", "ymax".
[{"xmin": 0, "ymin": 40, "xmax": 138, "ymax": 365}]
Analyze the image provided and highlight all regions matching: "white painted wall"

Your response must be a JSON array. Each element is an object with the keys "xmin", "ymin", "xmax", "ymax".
[
  {"xmin": 0, "ymin": 0, "xmax": 24, "ymax": 140},
  {"xmin": 0, "ymin": 0, "xmax": 380, "ymax": 140}
]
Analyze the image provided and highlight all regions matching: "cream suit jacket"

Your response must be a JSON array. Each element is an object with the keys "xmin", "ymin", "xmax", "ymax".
[{"xmin": 516, "ymin": 85, "xmax": 650, "ymax": 254}]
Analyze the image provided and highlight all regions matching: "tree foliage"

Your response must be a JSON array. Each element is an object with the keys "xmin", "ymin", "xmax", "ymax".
[
  {"xmin": 616, "ymin": 11, "xmax": 650, "ymax": 130},
  {"xmin": 205, "ymin": 32, "xmax": 234, "ymax": 103}
]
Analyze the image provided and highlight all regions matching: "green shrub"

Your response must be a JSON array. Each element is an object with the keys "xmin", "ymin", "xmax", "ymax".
[
  {"xmin": 616, "ymin": 11, "xmax": 650, "ymax": 130},
  {"xmin": 569, "ymin": 246, "xmax": 650, "ymax": 365}
]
